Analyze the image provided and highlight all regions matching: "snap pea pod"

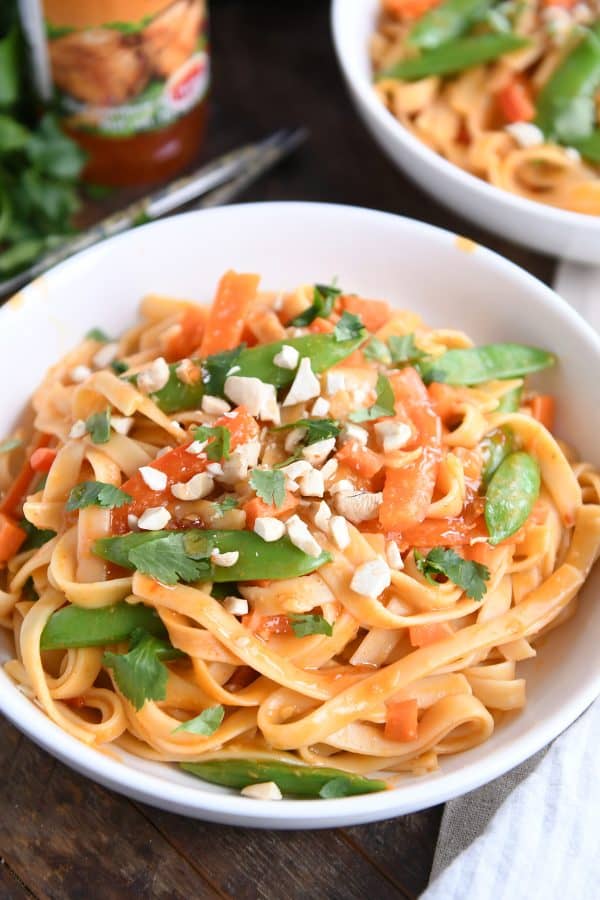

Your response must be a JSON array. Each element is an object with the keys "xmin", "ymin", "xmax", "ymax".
[
  {"xmin": 181, "ymin": 759, "xmax": 388, "ymax": 798},
  {"xmin": 127, "ymin": 331, "xmax": 365, "ymax": 414},
  {"xmin": 479, "ymin": 426, "xmax": 516, "ymax": 485},
  {"xmin": 408, "ymin": 0, "xmax": 494, "ymax": 50},
  {"xmin": 418, "ymin": 342, "xmax": 554, "ymax": 385},
  {"xmin": 41, "ymin": 601, "xmax": 166, "ymax": 650},
  {"xmin": 377, "ymin": 33, "xmax": 529, "ymax": 82},
  {"xmin": 535, "ymin": 21, "xmax": 600, "ymax": 144},
  {"xmin": 496, "ymin": 385, "xmax": 522, "ymax": 413},
  {"xmin": 94, "ymin": 529, "xmax": 332, "ymax": 582},
  {"xmin": 570, "ymin": 128, "xmax": 600, "ymax": 162},
  {"xmin": 485, "ymin": 451, "xmax": 540, "ymax": 544}
]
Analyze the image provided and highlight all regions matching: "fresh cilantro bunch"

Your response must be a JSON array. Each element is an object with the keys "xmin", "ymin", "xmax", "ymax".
[{"xmin": 0, "ymin": 112, "xmax": 86, "ymax": 277}]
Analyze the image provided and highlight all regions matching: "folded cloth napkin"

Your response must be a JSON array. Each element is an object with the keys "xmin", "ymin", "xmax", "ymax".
[
  {"xmin": 423, "ymin": 260, "xmax": 600, "ymax": 900},
  {"xmin": 423, "ymin": 699, "xmax": 600, "ymax": 899}
]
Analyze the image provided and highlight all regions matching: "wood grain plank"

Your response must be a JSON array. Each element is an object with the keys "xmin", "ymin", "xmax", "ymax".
[
  {"xmin": 0, "ymin": 860, "xmax": 35, "ymax": 899},
  {"xmin": 134, "ymin": 802, "xmax": 408, "ymax": 900},
  {"xmin": 0, "ymin": 719, "xmax": 221, "ymax": 900},
  {"xmin": 344, "ymin": 808, "xmax": 444, "ymax": 898}
]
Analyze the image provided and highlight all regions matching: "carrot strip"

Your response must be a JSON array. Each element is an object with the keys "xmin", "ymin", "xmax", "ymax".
[
  {"xmin": 0, "ymin": 512, "xmax": 27, "ymax": 563},
  {"xmin": 336, "ymin": 441, "xmax": 384, "ymax": 479},
  {"xmin": 243, "ymin": 492, "xmax": 298, "ymax": 529},
  {"xmin": 408, "ymin": 622, "xmax": 453, "ymax": 648},
  {"xmin": 392, "ymin": 514, "xmax": 487, "ymax": 548},
  {"xmin": 497, "ymin": 78, "xmax": 535, "ymax": 123},
  {"xmin": 530, "ymin": 395, "xmax": 555, "ymax": 431},
  {"xmin": 0, "ymin": 433, "xmax": 52, "ymax": 517},
  {"xmin": 164, "ymin": 307, "xmax": 207, "ymax": 362},
  {"xmin": 241, "ymin": 612, "xmax": 291, "ymax": 636},
  {"xmin": 383, "ymin": 0, "xmax": 440, "ymax": 21},
  {"xmin": 341, "ymin": 295, "xmax": 392, "ymax": 332},
  {"xmin": 380, "ymin": 368, "xmax": 442, "ymax": 532},
  {"xmin": 199, "ymin": 271, "xmax": 260, "ymax": 357},
  {"xmin": 307, "ymin": 317, "xmax": 335, "ymax": 335},
  {"xmin": 384, "ymin": 699, "xmax": 418, "ymax": 742},
  {"xmin": 30, "ymin": 447, "xmax": 57, "ymax": 474}
]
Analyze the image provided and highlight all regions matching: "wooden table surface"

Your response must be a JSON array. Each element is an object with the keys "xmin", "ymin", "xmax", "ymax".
[{"xmin": 0, "ymin": 2, "xmax": 557, "ymax": 898}]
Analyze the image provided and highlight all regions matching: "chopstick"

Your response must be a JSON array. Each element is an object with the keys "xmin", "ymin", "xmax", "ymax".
[{"xmin": 0, "ymin": 128, "xmax": 308, "ymax": 299}]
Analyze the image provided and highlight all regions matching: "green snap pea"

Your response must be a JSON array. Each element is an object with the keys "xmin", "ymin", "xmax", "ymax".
[
  {"xmin": 409, "ymin": 0, "xmax": 494, "ymax": 50},
  {"xmin": 418, "ymin": 342, "xmax": 554, "ymax": 385},
  {"xmin": 231, "ymin": 332, "xmax": 365, "ymax": 389},
  {"xmin": 93, "ymin": 529, "xmax": 332, "ymax": 582},
  {"xmin": 485, "ymin": 452, "xmax": 540, "ymax": 545},
  {"xmin": 134, "ymin": 368, "xmax": 204, "ymax": 416},
  {"xmin": 40, "ymin": 602, "xmax": 166, "ymax": 650},
  {"xmin": 127, "ymin": 331, "xmax": 365, "ymax": 414},
  {"xmin": 377, "ymin": 33, "xmax": 529, "ymax": 82},
  {"xmin": 496, "ymin": 385, "xmax": 522, "ymax": 413},
  {"xmin": 570, "ymin": 128, "xmax": 600, "ymax": 162},
  {"xmin": 181, "ymin": 759, "xmax": 388, "ymax": 798},
  {"xmin": 479, "ymin": 426, "xmax": 517, "ymax": 485},
  {"xmin": 535, "ymin": 21, "xmax": 600, "ymax": 144}
]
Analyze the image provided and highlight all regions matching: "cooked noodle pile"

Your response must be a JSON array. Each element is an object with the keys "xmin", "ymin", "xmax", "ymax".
[{"xmin": 1, "ymin": 271, "xmax": 599, "ymax": 794}]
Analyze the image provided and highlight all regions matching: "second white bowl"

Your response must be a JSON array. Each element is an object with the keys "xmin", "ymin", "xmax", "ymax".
[{"xmin": 331, "ymin": 0, "xmax": 600, "ymax": 263}]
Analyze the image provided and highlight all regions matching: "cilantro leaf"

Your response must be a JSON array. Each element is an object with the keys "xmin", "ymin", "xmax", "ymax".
[
  {"xmin": 333, "ymin": 311, "xmax": 364, "ymax": 342},
  {"xmin": 277, "ymin": 418, "xmax": 341, "ymax": 445},
  {"xmin": 211, "ymin": 496, "xmax": 238, "ymax": 517},
  {"xmin": 204, "ymin": 345, "xmax": 244, "ymax": 396},
  {"xmin": 289, "ymin": 283, "xmax": 342, "ymax": 327},
  {"xmin": 103, "ymin": 628, "xmax": 182, "ymax": 710},
  {"xmin": 289, "ymin": 614, "xmax": 333, "ymax": 637},
  {"xmin": 0, "ymin": 437, "xmax": 22, "ymax": 454},
  {"xmin": 173, "ymin": 705, "xmax": 224, "ymax": 735},
  {"xmin": 66, "ymin": 480, "xmax": 132, "ymax": 512},
  {"xmin": 111, "ymin": 360, "xmax": 129, "ymax": 375},
  {"xmin": 349, "ymin": 374, "xmax": 395, "ymax": 423},
  {"xmin": 128, "ymin": 533, "xmax": 211, "ymax": 585},
  {"xmin": 19, "ymin": 519, "xmax": 56, "ymax": 551},
  {"xmin": 85, "ymin": 327, "xmax": 110, "ymax": 342},
  {"xmin": 415, "ymin": 547, "xmax": 490, "ymax": 601},
  {"xmin": 363, "ymin": 337, "xmax": 391, "ymax": 364},
  {"xmin": 388, "ymin": 333, "xmax": 427, "ymax": 366},
  {"xmin": 249, "ymin": 468, "xmax": 286, "ymax": 508},
  {"xmin": 193, "ymin": 425, "xmax": 231, "ymax": 462},
  {"xmin": 85, "ymin": 410, "xmax": 111, "ymax": 444}
]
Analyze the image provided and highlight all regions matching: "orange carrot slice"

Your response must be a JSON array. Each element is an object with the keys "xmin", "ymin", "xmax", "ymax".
[{"xmin": 199, "ymin": 271, "xmax": 260, "ymax": 357}]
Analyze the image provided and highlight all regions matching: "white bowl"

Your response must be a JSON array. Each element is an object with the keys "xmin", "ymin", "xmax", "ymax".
[
  {"xmin": 1, "ymin": 202, "xmax": 599, "ymax": 828},
  {"xmin": 331, "ymin": 0, "xmax": 600, "ymax": 263}
]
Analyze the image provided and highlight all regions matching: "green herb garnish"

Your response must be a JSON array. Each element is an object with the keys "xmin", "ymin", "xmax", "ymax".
[
  {"xmin": 173, "ymin": 705, "xmax": 225, "ymax": 735},
  {"xmin": 289, "ymin": 614, "xmax": 333, "ymax": 637},
  {"xmin": 349, "ymin": 374, "xmax": 395, "ymax": 423},
  {"xmin": 103, "ymin": 628, "xmax": 183, "ymax": 710},
  {"xmin": 66, "ymin": 481, "xmax": 132, "ymax": 512},
  {"xmin": 289, "ymin": 283, "xmax": 342, "ymax": 326},
  {"xmin": 415, "ymin": 547, "xmax": 489, "ymax": 601},
  {"xmin": 85, "ymin": 410, "xmax": 111, "ymax": 444},
  {"xmin": 249, "ymin": 469, "xmax": 286, "ymax": 508}
]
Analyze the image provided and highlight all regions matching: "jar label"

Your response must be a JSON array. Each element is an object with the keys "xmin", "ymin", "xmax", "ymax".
[{"xmin": 44, "ymin": 0, "xmax": 209, "ymax": 137}]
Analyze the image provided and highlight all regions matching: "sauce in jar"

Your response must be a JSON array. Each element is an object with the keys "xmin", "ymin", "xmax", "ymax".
[{"xmin": 42, "ymin": 0, "xmax": 209, "ymax": 186}]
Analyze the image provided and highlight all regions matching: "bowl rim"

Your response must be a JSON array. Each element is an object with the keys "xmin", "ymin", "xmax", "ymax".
[
  {"xmin": 2, "ymin": 200, "xmax": 600, "ymax": 828},
  {"xmin": 330, "ymin": 0, "xmax": 600, "ymax": 235}
]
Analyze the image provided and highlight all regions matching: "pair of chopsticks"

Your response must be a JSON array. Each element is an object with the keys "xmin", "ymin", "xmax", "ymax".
[{"xmin": 0, "ymin": 127, "xmax": 307, "ymax": 299}]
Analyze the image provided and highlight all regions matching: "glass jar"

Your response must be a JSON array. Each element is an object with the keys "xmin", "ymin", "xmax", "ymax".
[{"xmin": 41, "ymin": 0, "xmax": 209, "ymax": 186}]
